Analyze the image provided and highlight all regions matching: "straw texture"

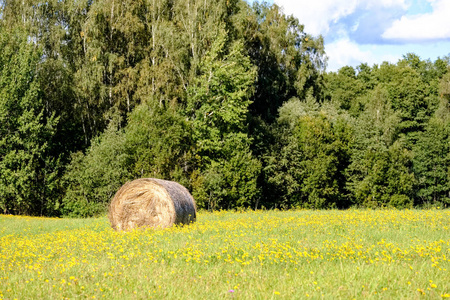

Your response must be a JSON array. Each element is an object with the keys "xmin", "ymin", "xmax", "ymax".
[{"xmin": 108, "ymin": 178, "xmax": 196, "ymax": 231}]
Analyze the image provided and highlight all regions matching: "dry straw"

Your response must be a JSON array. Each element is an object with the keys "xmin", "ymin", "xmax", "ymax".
[{"xmin": 108, "ymin": 178, "xmax": 197, "ymax": 231}]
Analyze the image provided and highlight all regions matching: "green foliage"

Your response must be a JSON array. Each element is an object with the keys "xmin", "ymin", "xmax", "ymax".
[
  {"xmin": 0, "ymin": 28, "xmax": 60, "ymax": 215},
  {"xmin": 266, "ymin": 99, "xmax": 353, "ymax": 208},
  {"xmin": 412, "ymin": 101, "xmax": 450, "ymax": 206},
  {"xmin": 124, "ymin": 103, "xmax": 193, "ymax": 185},
  {"xmin": 277, "ymin": 93, "xmax": 320, "ymax": 128},
  {"xmin": 187, "ymin": 29, "xmax": 261, "ymax": 210},
  {"xmin": 62, "ymin": 124, "xmax": 129, "ymax": 217},
  {"xmin": 1, "ymin": 0, "xmax": 450, "ymax": 216},
  {"xmin": 192, "ymin": 149, "xmax": 261, "ymax": 210},
  {"xmin": 347, "ymin": 140, "xmax": 415, "ymax": 208},
  {"xmin": 324, "ymin": 66, "xmax": 366, "ymax": 111},
  {"xmin": 62, "ymin": 103, "xmax": 193, "ymax": 216},
  {"xmin": 345, "ymin": 86, "xmax": 415, "ymax": 208},
  {"xmin": 242, "ymin": 2, "xmax": 326, "ymax": 122}
]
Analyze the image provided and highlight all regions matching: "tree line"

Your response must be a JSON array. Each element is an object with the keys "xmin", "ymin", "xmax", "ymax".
[{"xmin": 0, "ymin": 0, "xmax": 449, "ymax": 216}]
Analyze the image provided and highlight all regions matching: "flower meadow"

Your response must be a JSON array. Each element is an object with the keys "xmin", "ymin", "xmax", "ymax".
[{"xmin": 1, "ymin": 209, "xmax": 449, "ymax": 299}]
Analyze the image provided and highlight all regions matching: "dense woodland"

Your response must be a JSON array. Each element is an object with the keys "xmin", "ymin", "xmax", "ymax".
[{"xmin": 1, "ymin": 0, "xmax": 449, "ymax": 216}]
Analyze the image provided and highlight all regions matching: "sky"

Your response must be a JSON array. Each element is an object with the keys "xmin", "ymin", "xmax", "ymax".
[{"xmin": 250, "ymin": 0, "xmax": 450, "ymax": 72}]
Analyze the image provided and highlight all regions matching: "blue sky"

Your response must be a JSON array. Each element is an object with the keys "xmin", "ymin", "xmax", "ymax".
[{"xmin": 250, "ymin": 0, "xmax": 450, "ymax": 72}]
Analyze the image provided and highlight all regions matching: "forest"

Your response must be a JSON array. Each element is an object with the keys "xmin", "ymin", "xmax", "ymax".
[{"xmin": 0, "ymin": 0, "xmax": 449, "ymax": 216}]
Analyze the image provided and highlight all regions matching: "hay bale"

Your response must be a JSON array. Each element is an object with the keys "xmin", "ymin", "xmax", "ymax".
[{"xmin": 108, "ymin": 178, "xmax": 196, "ymax": 231}]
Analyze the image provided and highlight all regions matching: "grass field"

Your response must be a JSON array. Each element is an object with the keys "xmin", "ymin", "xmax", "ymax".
[{"xmin": 1, "ymin": 209, "xmax": 449, "ymax": 299}]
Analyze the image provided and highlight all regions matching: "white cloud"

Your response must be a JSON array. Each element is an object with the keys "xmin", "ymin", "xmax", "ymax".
[
  {"xmin": 267, "ymin": 0, "xmax": 450, "ymax": 71},
  {"xmin": 326, "ymin": 38, "xmax": 400, "ymax": 71},
  {"xmin": 274, "ymin": 0, "xmax": 407, "ymax": 36},
  {"xmin": 382, "ymin": 0, "xmax": 450, "ymax": 41}
]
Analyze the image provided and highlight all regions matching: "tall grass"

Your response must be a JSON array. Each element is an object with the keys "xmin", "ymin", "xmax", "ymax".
[{"xmin": 1, "ymin": 209, "xmax": 449, "ymax": 299}]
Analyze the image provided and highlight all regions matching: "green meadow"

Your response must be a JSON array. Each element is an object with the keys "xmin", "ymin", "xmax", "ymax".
[{"xmin": 1, "ymin": 209, "xmax": 449, "ymax": 299}]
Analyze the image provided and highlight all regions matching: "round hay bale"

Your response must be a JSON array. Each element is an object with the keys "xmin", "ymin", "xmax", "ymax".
[{"xmin": 108, "ymin": 178, "xmax": 196, "ymax": 231}]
